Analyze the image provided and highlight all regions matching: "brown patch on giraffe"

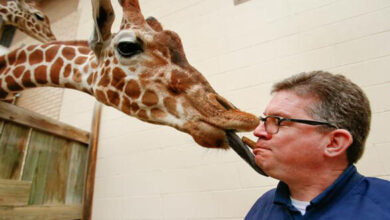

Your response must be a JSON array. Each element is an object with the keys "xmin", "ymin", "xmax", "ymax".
[
  {"xmin": 0, "ymin": 87, "xmax": 8, "ymax": 99},
  {"xmin": 151, "ymin": 108, "xmax": 167, "ymax": 119},
  {"xmin": 34, "ymin": 65, "xmax": 48, "ymax": 84},
  {"xmin": 14, "ymin": 66, "xmax": 25, "ymax": 78},
  {"xmin": 83, "ymin": 65, "xmax": 89, "ymax": 73},
  {"xmin": 75, "ymin": 56, "xmax": 88, "ymax": 65},
  {"xmin": 87, "ymin": 74, "xmax": 93, "ymax": 85},
  {"xmin": 95, "ymin": 89, "xmax": 108, "ymax": 104},
  {"xmin": 131, "ymin": 102, "xmax": 140, "ymax": 113},
  {"xmin": 112, "ymin": 67, "xmax": 126, "ymax": 89},
  {"xmin": 29, "ymin": 50, "xmax": 44, "ymax": 66},
  {"xmin": 122, "ymin": 97, "xmax": 131, "ymax": 115},
  {"xmin": 35, "ymin": 24, "xmax": 41, "ymax": 31},
  {"xmin": 0, "ymin": 9, "xmax": 7, "ymax": 14},
  {"xmin": 129, "ymin": 67, "xmax": 136, "ymax": 72},
  {"xmin": 107, "ymin": 90, "xmax": 120, "ymax": 106},
  {"xmin": 142, "ymin": 90, "xmax": 159, "ymax": 106},
  {"xmin": 65, "ymin": 83, "xmax": 76, "ymax": 89},
  {"xmin": 125, "ymin": 79, "xmax": 141, "ymax": 99},
  {"xmin": 91, "ymin": 61, "xmax": 98, "ymax": 69},
  {"xmin": 27, "ymin": 45, "xmax": 37, "ymax": 51},
  {"xmin": 62, "ymin": 47, "xmax": 76, "ymax": 60},
  {"xmin": 5, "ymin": 76, "xmax": 23, "ymax": 91},
  {"xmin": 50, "ymin": 58, "xmax": 64, "ymax": 85},
  {"xmin": 73, "ymin": 69, "xmax": 82, "ymax": 83},
  {"xmin": 137, "ymin": 109, "xmax": 149, "ymax": 121},
  {"xmin": 170, "ymin": 69, "xmax": 191, "ymax": 93},
  {"xmin": 104, "ymin": 59, "xmax": 110, "ymax": 67},
  {"xmin": 163, "ymin": 96, "xmax": 179, "ymax": 118},
  {"xmin": 78, "ymin": 47, "xmax": 90, "ymax": 55},
  {"xmin": 63, "ymin": 64, "xmax": 72, "ymax": 77},
  {"xmin": 7, "ymin": 50, "xmax": 17, "ymax": 66},
  {"xmin": 45, "ymin": 45, "xmax": 60, "ymax": 62},
  {"xmin": 22, "ymin": 71, "xmax": 35, "ymax": 88},
  {"xmin": 113, "ymin": 57, "xmax": 118, "ymax": 64},
  {"xmin": 98, "ymin": 71, "xmax": 111, "ymax": 87},
  {"xmin": 15, "ymin": 50, "xmax": 26, "ymax": 66}
]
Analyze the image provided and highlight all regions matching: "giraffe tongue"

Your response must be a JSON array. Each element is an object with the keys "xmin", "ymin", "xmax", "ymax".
[{"xmin": 225, "ymin": 131, "xmax": 268, "ymax": 176}]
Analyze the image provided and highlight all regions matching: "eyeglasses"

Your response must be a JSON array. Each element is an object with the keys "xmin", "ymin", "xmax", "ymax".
[{"xmin": 259, "ymin": 115, "xmax": 338, "ymax": 134}]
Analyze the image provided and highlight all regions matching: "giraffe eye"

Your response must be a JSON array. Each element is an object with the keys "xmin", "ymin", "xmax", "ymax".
[
  {"xmin": 34, "ymin": 13, "xmax": 44, "ymax": 21},
  {"xmin": 117, "ymin": 41, "xmax": 143, "ymax": 58}
]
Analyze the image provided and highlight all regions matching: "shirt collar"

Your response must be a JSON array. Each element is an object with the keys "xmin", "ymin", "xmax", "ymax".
[{"xmin": 273, "ymin": 165, "xmax": 363, "ymax": 207}]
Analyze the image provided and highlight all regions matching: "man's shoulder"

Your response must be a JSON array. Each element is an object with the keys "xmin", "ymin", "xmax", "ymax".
[
  {"xmin": 361, "ymin": 176, "xmax": 390, "ymax": 194},
  {"xmin": 253, "ymin": 188, "xmax": 277, "ymax": 206}
]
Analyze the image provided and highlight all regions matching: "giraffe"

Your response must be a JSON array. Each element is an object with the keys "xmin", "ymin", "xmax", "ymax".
[
  {"xmin": 0, "ymin": 0, "xmax": 56, "ymax": 43},
  {"xmin": 0, "ymin": 0, "xmax": 265, "ymax": 175}
]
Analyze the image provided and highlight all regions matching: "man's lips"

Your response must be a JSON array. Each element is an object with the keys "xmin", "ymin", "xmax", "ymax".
[{"xmin": 253, "ymin": 147, "xmax": 271, "ymax": 155}]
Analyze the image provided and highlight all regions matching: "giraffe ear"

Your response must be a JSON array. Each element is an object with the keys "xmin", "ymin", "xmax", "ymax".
[
  {"xmin": 146, "ymin": 17, "xmax": 163, "ymax": 32},
  {"xmin": 89, "ymin": 0, "xmax": 115, "ymax": 59}
]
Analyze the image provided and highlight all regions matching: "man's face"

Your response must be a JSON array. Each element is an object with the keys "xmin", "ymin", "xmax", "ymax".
[{"xmin": 253, "ymin": 90, "xmax": 330, "ymax": 181}]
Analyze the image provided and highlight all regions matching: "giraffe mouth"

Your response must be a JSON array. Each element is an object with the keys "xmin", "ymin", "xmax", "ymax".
[{"xmin": 225, "ymin": 131, "xmax": 268, "ymax": 176}]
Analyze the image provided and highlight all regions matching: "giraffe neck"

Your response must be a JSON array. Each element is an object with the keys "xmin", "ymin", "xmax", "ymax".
[{"xmin": 0, "ymin": 41, "xmax": 95, "ymax": 99}]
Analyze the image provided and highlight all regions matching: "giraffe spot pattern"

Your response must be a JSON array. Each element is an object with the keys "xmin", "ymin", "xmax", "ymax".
[
  {"xmin": 75, "ymin": 56, "xmax": 87, "ymax": 65},
  {"xmin": 50, "ymin": 58, "xmax": 64, "ymax": 85},
  {"xmin": 151, "ymin": 108, "xmax": 166, "ymax": 119},
  {"xmin": 14, "ymin": 66, "xmax": 25, "ymax": 78},
  {"xmin": 125, "ymin": 79, "xmax": 141, "ymax": 99},
  {"xmin": 7, "ymin": 50, "xmax": 17, "ymax": 66},
  {"xmin": 112, "ymin": 67, "xmax": 126, "ymax": 89},
  {"xmin": 142, "ymin": 90, "xmax": 159, "ymax": 106},
  {"xmin": 22, "ymin": 70, "xmax": 35, "ymax": 88},
  {"xmin": 34, "ymin": 65, "xmax": 48, "ymax": 84},
  {"xmin": 107, "ymin": 90, "xmax": 120, "ymax": 106},
  {"xmin": 15, "ymin": 51, "xmax": 26, "ymax": 66},
  {"xmin": 63, "ymin": 64, "xmax": 72, "ymax": 77},
  {"xmin": 73, "ymin": 69, "xmax": 82, "ymax": 83},
  {"xmin": 45, "ymin": 45, "xmax": 60, "ymax": 62},
  {"xmin": 62, "ymin": 47, "xmax": 76, "ymax": 60},
  {"xmin": 95, "ymin": 89, "xmax": 108, "ymax": 104},
  {"xmin": 122, "ymin": 97, "xmax": 131, "ymax": 115},
  {"xmin": 137, "ymin": 109, "xmax": 149, "ymax": 120},
  {"xmin": 78, "ymin": 47, "xmax": 90, "ymax": 55},
  {"xmin": 163, "ymin": 96, "xmax": 179, "ymax": 118},
  {"xmin": 29, "ymin": 49, "xmax": 44, "ymax": 66},
  {"xmin": 5, "ymin": 76, "xmax": 22, "ymax": 91}
]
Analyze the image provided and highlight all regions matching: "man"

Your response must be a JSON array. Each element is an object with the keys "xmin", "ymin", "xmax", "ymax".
[{"xmin": 245, "ymin": 71, "xmax": 390, "ymax": 219}]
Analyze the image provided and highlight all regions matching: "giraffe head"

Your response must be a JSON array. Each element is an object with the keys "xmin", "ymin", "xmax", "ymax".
[
  {"xmin": 88, "ymin": 0, "xmax": 259, "ymax": 149},
  {"xmin": 0, "ymin": 0, "xmax": 56, "ymax": 43}
]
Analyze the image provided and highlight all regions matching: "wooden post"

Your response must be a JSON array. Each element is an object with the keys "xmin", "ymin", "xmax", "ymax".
[{"xmin": 82, "ymin": 102, "xmax": 102, "ymax": 220}]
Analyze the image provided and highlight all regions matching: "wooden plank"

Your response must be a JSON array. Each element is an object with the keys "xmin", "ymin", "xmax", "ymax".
[
  {"xmin": 0, "ymin": 205, "xmax": 82, "ymax": 220},
  {"xmin": 0, "ymin": 179, "xmax": 31, "ymax": 206},
  {"xmin": 0, "ymin": 101, "xmax": 90, "ymax": 144},
  {"xmin": 83, "ymin": 103, "xmax": 102, "ymax": 220},
  {"xmin": 22, "ymin": 131, "xmax": 54, "ymax": 205},
  {"xmin": 43, "ymin": 137, "xmax": 72, "ymax": 205},
  {"xmin": 66, "ymin": 142, "xmax": 88, "ymax": 204},
  {"xmin": 0, "ymin": 122, "xmax": 30, "ymax": 179}
]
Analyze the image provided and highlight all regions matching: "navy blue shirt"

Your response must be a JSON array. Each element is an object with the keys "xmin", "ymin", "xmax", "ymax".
[{"xmin": 245, "ymin": 166, "xmax": 390, "ymax": 220}]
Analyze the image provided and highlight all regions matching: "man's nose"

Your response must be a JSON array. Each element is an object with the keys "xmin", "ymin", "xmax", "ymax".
[{"xmin": 253, "ymin": 122, "xmax": 271, "ymax": 139}]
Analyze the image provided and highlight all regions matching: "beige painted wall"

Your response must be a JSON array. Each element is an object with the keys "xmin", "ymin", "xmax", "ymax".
[{"xmin": 9, "ymin": 0, "xmax": 390, "ymax": 219}]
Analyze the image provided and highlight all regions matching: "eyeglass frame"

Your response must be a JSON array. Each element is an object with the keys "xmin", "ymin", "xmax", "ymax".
[{"xmin": 259, "ymin": 115, "xmax": 338, "ymax": 134}]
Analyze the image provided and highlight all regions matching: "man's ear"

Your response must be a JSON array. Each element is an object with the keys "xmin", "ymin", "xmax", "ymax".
[{"xmin": 324, "ymin": 129, "xmax": 353, "ymax": 157}]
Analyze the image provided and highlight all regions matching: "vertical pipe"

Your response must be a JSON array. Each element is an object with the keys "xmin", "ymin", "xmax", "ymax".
[{"xmin": 82, "ymin": 102, "xmax": 102, "ymax": 220}]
